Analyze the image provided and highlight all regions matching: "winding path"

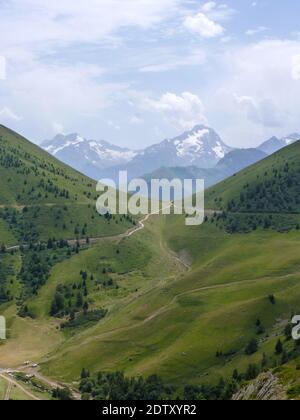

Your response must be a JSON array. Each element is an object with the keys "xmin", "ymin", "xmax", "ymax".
[
  {"xmin": 6, "ymin": 205, "xmax": 172, "ymax": 252},
  {"xmin": 0, "ymin": 373, "xmax": 41, "ymax": 401},
  {"xmin": 1, "ymin": 204, "xmax": 175, "ymax": 400}
]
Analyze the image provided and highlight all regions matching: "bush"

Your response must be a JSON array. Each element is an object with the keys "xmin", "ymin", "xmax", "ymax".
[{"xmin": 245, "ymin": 339, "xmax": 258, "ymax": 355}]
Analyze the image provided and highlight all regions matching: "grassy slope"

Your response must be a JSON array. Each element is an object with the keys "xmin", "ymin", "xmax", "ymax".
[
  {"xmin": 205, "ymin": 140, "xmax": 300, "ymax": 211},
  {"xmin": 1, "ymin": 135, "xmax": 300, "ymax": 394},
  {"xmin": 33, "ymin": 144, "xmax": 300, "ymax": 386},
  {"xmin": 0, "ymin": 125, "xmax": 133, "ymax": 242},
  {"xmin": 0, "ymin": 125, "xmax": 136, "ymax": 367},
  {"xmin": 8, "ymin": 217, "xmax": 296, "ymax": 388}
]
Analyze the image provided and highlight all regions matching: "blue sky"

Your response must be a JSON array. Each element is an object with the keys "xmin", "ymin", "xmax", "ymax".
[{"xmin": 1, "ymin": 0, "xmax": 300, "ymax": 149}]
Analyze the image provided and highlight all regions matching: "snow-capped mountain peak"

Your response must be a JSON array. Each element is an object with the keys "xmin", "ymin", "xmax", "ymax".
[
  {"xmin": 42, "ymin": 125, "xmax": 233, "ymax": 181},
  {"xmin": 42, "ymin": 133, "xmax": 138, "ymax": 179},
  {"xmin": 258, "ymin": 133, "xmax": 300, "ymax": 155},
  {"xmin": 43, "ymin": 133, "xmax": 85, "ymax": 155},
  {"xmin": 282, "ymin": 133, "xmax": 300, "ymax": 145},
  {"xmin": 169, "ymin": 125, "xmax": 231, "ymax": 164}
]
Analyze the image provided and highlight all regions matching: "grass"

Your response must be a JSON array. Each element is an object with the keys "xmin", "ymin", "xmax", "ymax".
[
  {"xmin": 205, "ymin": 140, "xmax": 300, "ymax": 211},
  {"xmin": 0, "ymin": 125, "xmax": 134, "ymax": 243},
  {"xmin": 0, "ymin": 218, "xmax": 16, "ymax": 246},
  {"xmin": 1, "ymin": 207, "xmax": 300, "ymax": 393},
  {"xmin": 30, "ymin": 219, "xmax": 300, "ymax": 387},
  {"xmin": 0, "ymin": 377, "xmax": 7, "ymax": 399},
  {"xmin": 1, "ymin": 128, "xmax": 300, "ymax": 397}
]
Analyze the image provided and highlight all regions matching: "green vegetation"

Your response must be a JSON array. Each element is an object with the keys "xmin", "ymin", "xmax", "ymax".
[
  {"xmin": 206, "ymin": 141, "xmax": 300, "ymax": 232},
  {"xmin": 0, "ymin": 125, "xmax": 135, "ymax": 243},
  {"xmin": 80, "ymin": 371, "xmax": 176, "ymax": 400},
  {"xmin": 61, "ymin": 309, "xmax": 107, "ymax": 331},
  {"xmin": 1, "ymin": 128, "xmax": 300, "ymax": 400}
]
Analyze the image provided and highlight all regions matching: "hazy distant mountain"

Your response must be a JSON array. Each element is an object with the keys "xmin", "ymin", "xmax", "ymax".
[
  {"xmin": 42, "ymin": 133, "xmax": 138, "ymax": 179},
  {"xmin": 43, "ymin": 125, "xmax": 232, "ymax": 181},
  {"xmin": 143, "ymin": 166, "xmax": 225, "ymax": 193},
  {"xmin": 98, "ymin": 125, "xmax": 233, "ymax": 181},
  {"xmin": 258, "ymin": 134, "xmax": 300, "ymax": 155},
  {"xmin": 216, "ymin": 148, "xmax": 268, "ymax": 174},
  {"xmin": 43, "ymin": 127, "xmax": 299, "ymax": 185},
  {"xmin": 142, "ymin": 148, "xmax": 268, "ymax": 197}
]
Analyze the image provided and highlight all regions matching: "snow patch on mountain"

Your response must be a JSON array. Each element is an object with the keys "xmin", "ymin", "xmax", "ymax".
[
  {"xmin": 258, "ymin": 133, "xmax": 300, "ymax": 155},
  {"xmin": 175, "ymin": 128, "xmax": 208, "ymax": 160},
  {"xmin": 44, "ymin": 135, "xmax": 85, "ymax": 155},
  {"xmin": 42, "ymin": 125, "xmax": 233, "ymax": 181}
]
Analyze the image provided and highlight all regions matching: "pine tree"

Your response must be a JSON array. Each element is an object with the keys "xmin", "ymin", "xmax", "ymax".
[{"xmin": 275, "ymin": 339, "xmax": 283, "ymax": 355}]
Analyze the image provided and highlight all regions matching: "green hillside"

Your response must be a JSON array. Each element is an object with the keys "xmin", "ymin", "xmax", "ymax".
[
  {"xmin": 0, "ymin": 125, "xmax": 135, "ymax": 243},
  {"xmin": 206, "ymin": 140, "xmax": 300, "ymax": 212},
  {"xmin": 205, "ymin": 141, "xmax": 300, "ymax": 233},
  {"xmin": 1, "ymin": 130, "xmax": 300, "ymax": 400}
]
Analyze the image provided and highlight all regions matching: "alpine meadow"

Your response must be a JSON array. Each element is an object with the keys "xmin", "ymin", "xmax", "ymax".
[{"xmin": 1, "ymin": 0, "xmax": 300, "ymax": 404}]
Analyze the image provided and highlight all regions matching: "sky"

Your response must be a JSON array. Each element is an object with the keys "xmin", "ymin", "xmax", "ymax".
[{"xmin": 1, "ymin": 0, "xmax": 300, "ymax": 149}]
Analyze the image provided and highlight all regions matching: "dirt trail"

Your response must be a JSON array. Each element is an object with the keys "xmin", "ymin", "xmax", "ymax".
[
  {"xmin": 73, "ymin": 276, "xmax": 271, "ymax": 348},
  {"xmin": 6, "ymin": 206, "xmax": 170, "ymax": 252},
  {"xmin": 0, "ymin": 373, "xmax": 41, "ymax": 401},
  {"xmin": 4, "ymin": 379, "xmax": 12, "ymax": 400},
  {"xmin": 79, "ymin": 268, "xmax": 300, "ymax": 347},
  {"xmin": 2, "ymin": 206, "xmax": 172, "ymax": 399},
  {"xmin": 21, "ymin": 369, "xmax": 81, "ymax": 400}
]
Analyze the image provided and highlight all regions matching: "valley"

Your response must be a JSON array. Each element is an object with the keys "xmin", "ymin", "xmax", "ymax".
[{"xmin": 1, "ymin": 126, "xmax": 300, "ymax": 400}]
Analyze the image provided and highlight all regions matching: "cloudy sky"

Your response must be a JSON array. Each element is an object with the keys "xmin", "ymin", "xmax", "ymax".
[{"xmin": 0, "ymin": 0, "xmax": 300, "ymax": 149}]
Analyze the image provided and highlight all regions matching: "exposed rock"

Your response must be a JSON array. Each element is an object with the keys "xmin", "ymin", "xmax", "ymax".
[{"xmin": 233, "ymin": 372, "xmax": 287, "ymax": 401}]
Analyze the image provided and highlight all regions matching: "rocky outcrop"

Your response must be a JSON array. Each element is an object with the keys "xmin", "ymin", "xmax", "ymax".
[{"xmin": 233, "ymin": 372, "xmax": 287, "ymax": 401}]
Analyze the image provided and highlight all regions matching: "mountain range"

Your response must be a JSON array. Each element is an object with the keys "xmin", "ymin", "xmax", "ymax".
[
  {"xmin": 42, "ymin": 126, "xmax": 300, "ymax": 186},
  {"xmin": 42, "ymin": 133, "xmax": 138, "ymax": 180},
  {"xmin": 144, "ymin": 148, "xmax": 269, "ymax": 196},
  {"xmin": 42, "ymin": 125, "xmax": 231, "ymax": 181},
  {"xmin": 258, "ymin": 133, "xmax": 300, "ymax": 155}
]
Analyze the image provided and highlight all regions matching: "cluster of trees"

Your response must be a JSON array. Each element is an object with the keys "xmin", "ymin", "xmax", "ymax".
[
  {"xmin": 61, "ymin": 309, "xmax": 107, "ymax": 330},
  {"xmin": 19, "ymin": 251, "xmax": 52, "ymax": 296},
  {"xmin": 227, "ymin": 163, "xmax": 300, "ymax": 214},
  {"xmin": 0, "ymin": 255, "xmax": 12, "ymax": 304},
  {"xmin": 50, "ymin": 283, "xmax": 87, "ymax": 318},
  {"xmin": 78, "ymin": 370, "xmax": 253, "ymax": 401},
  {"xmin": 205, "ymin": 211, "xmax": 300, "ymax": 234},
  {"xmin": 17, "ymin": 242, "xmax": 72, "ymax": 309},
  {"xmin": 79, "ymin": 371, "xmax": 176, "ymax": 400},
  {"xmin": 50, "ymin": 268, "xmax": 109, "ymax": 329},
  {"xmin": 52, "ymin": 387, "xmax": 73, "ymax": 400},
  {"xmin": 206, "ymin": 161, "xmax": 300, "ymax": 234}
]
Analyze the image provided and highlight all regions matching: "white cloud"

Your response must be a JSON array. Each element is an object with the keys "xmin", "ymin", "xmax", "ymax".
[
  {"xmin": 130, "ymin": 115, "xmax": 144, "ymax": 125},
  {"xmin": 108, "ymin": 120, "xmax": 121, "ymax": 131},
  {"xmin": 144, "ymin": 92, "xmax": 208, "ymax": 130},
  {"xmin": 202, "ymin": 2, "xmax": 235, "ymax": 21},
  {"xmin": 235, "ymin": 94, "xmax": 284, "ymax": 127},
  {"xmin": 0, "ymin": 106, "xmax": 23, "ymax": 122},
  {"xmin": 292, "ymin": 55, "xmax": 300, "ymax": 80},
  {"xmin": 0, "ymin": 0, "xmax": 185, "ymax": 142},
  {"xmin": 183, "ymin": 2, "xmax": 235, "ymax": 39},
  {"xmin": 52, "ymin": 122, "xmax": 65, "ymax": 134},
  {"xmin": 0, "ymin": 56, "xmax": 6, "ymax": 80},
  {"xmin": 0, "ymin": 0, "xmax": 181, "ymax": 49},
  {"xmin": 183, "ymin": 12, "xmax": 224, "ymax": 38},
  {"xmin": 206, "ymin": 39, "xmax": 300, "ymax": 147},
  {"xmin": 0, "ymin": 61, "xmax": 128, "ymax": 137},
  {"xmin": 246, "ymin": 26, "xmax": 269, "ymax": 36},
  {"xmin": 202, "ymin": 2, "xmax": 217, "ymax": 13},
  {"xmin": 139, "ymin": 49, "xmax": 206, "ymax": 73}
]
